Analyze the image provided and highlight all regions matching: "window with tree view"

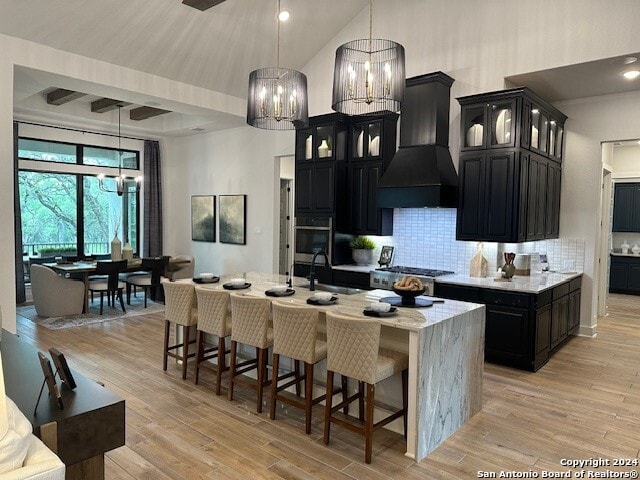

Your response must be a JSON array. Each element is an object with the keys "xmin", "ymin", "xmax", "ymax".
[{"xmin": 18, "ymin": 137, "xmax": 141, "ymax": 269}]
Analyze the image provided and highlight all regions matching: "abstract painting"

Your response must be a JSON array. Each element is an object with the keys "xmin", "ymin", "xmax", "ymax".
[
  {"xmin": 191, "ymin": 195, "xmax": 215, "ymax": 242},
  {"xmin": 219, "ymin": 195, "xmax": 246, "ymax": 245}
]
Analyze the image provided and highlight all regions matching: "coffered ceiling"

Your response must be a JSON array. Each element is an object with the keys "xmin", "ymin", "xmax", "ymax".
[{"xmin": 1, "ymin": 0, "xmax": 369, "ymax": 137}]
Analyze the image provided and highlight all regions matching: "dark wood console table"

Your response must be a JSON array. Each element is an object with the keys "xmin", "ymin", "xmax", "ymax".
[{"xmin": 1, "ymin": 331, "xmax": 125, "ymax": 480}]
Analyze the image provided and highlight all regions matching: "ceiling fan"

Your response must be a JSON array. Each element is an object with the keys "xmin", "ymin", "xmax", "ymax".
[{"xmin": 182, "ymin": 0, "xmax": 226, "ymax": 11}]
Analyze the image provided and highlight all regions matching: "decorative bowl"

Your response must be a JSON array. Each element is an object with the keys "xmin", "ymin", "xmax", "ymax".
[{"xmin": 392, "ymin": 286, "xmax": 427, "ymax": 299}]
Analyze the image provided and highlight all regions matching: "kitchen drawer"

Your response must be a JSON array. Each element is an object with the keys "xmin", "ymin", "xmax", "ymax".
[
  {"xmin": 535, "ymin": 289, "xmax": 552, "ymax": 308},
  {"xmin": 434, "ymin": 283, "xmax": 481, "ymax": 303},
  {"xmin": 569, "ymin": 276, "xmax": 582, "ymax": 292},
  {"xmin": 481, "ymin": 289, "xmax": 531, "ymax": 308},
  {"xmin": 552, "ymin": 282, "xmax": 570, "ymax": 300}
]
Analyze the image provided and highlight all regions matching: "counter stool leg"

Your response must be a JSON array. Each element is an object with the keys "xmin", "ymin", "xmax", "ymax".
[
  {"xmin": 342, "ymin": 375, "xmax": 349, "ymax": 414},
  {"xmin": 228, "ymin": 340, "xmax": 237, "ymax": 401},
  {"xmin": 256, "ymin": 347, "xmax": 267, "ymax": 413},
  {"xmin": 194, "ymin": 330, "xmax": 204, "ymax": 385},
  {"xmin": 365, "ymin": 383, "xmax": 375, "ymax": 464},
  {"xmin": 358, "ymin": 381, "xmax": 365, "ymax": 421},
  {"xmin": 270, "ymin": 353, "xmax": 280, "ymax": 420},
  {"xmin": 323, "ymin": 370, "xmax": 334, "ymax": 445},
  {"xmin": 215, "ymin": 336, "xmax": 226, "ymax": 396},
  {"xmin": 163, "ymin": 320, "xmax": 170, "ymax": 371},
  {"xmin": 304, "ymin": 362, "xmax": 314, "ymax": 434},
  {"xmin": 181, "ymin": 325, "xmax": 190, "ymax": 380},
  {"xmin": 294, "ymin": 360, "xmax": 301, "ymax": 396}
]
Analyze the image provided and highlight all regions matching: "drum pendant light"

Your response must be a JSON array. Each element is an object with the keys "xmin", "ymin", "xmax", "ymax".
[
  {"xmin": 246, "ymin": 0, "xmax": 308, "ymax": 130},
  {"xmin": 332, "ymin": 0, "xmax": 405, "ymax": 115}
]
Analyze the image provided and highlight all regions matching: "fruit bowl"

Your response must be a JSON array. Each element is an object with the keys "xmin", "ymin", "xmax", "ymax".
[{"xmin": 392, "ymin": 286, "xmax": 427, "ymax": 305}]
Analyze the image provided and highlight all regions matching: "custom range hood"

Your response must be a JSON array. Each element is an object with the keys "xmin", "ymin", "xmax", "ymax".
[{"xmin": 376, "ymin": 72, "xmax": 457, "ymax": 208}]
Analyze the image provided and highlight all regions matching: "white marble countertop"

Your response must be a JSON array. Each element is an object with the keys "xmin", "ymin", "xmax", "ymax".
[
  {"xmin": 188, "ymin": 272, "xmax": 483, "ymax": 332},
  {"xmin": 435, "ymin": 271, "xmax": 582, "ymax": 294},
  {"xmin": 332, "ymin": 264, "xmax": 378, "ymax": 273}
]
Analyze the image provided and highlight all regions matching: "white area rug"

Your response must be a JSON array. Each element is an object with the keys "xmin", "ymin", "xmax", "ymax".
[{"xmin": 17, "ymin": 295, "xmax": 165, "ymax": 330}]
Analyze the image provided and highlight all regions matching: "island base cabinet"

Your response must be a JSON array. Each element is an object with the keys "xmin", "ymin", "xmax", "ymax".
[
  {"xmin": 484, "ymin": 305, "xmax": 530, "ymax": 369},
  {"xmin": 534, "ymin": 304, "xmax": 551, "ymax": 371}
]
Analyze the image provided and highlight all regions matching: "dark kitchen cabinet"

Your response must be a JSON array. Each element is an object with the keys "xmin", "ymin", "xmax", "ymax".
[
  {"xmin": 610, "ymin": 254, "xmax": 640, "ymax": 294},
  {"xmin": 294, "ymin": 113, "xmax": 348, "ymax": 217},
  {"xmin": 331, "ymin": 269, "xmax": 371, "ymax": 289},
  {"xmin": 456, "ymin": 88, "xmax": 566, "ymax": 243},
  {"xmin": 345, "ymin": 113, "xmax": 398, "ymax": 236},
  {"xmin": 457, "ymin": 150, "xmax": 527, "ymax": 242},
  {"xmin": 434, "ymin": 275, "xmax": 581, "ymax": 371},
  {"xmin": 612, "ymin": 182, "xmax": 640, "ymax": 232}
]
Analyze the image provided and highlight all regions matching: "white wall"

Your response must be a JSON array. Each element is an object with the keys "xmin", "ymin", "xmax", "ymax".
[
  {"xmin": 612, "ymin": 145, "xmax": 640, "ymax": 176},
  {"xmin": 161, "ymin": 127, "xmax": 294, "ymax": 276}
]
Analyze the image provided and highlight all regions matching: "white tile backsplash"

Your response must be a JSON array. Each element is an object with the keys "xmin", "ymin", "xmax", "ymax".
[{"xmin": 363, "ymin": 209, "xmax": 585, "ymax": 276}]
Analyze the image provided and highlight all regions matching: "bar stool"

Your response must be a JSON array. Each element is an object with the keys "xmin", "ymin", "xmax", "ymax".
[
  {"xmin": 323, "ymin": 312, "xmax": 409, "ymax": 464},
  {"xmin": 269, "ymin": 302, "xmax": 328, "ymax": 434},
  {"xmin": 162, "ymin": 282, "xmax": 198, "ymax": 380},
  {"xmin": 194, "ymin": 288, "xmax": 232, "ymax": 394},
  {"xmin": 228, "ymin": 293, "xmax": 273, "ymax": 413}
]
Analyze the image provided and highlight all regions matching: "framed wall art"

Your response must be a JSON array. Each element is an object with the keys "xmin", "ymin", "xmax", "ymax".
[
  {"xmin": 191, "ymin": 195, "xmax": 216, "ymax": 242},
  {"xmin": 219, "ymin": 194, "xmax": 246, "ymax": 245}
]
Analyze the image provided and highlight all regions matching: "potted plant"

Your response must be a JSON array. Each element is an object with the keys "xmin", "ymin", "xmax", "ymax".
[{"xmin": 349, "ymin": 236, "xmax": 376, "ymax": 265}]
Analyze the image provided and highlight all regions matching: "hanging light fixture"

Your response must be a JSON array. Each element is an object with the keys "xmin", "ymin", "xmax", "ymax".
[
  {"xmin": 332, "ymin": 0, "xmax": 405, "ymax": 115},
  {"xmin": 246, "ymin": 0, "xmax": 308, "ymax": 130},
  {"xmin": 97, "ymin": 105, "xmax": 143, "ymax": 196}
]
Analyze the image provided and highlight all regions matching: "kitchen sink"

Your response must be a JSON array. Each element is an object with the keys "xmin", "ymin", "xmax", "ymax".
[{"xmin": 311, "ymin": 283, "xmax": 365, "ymax": 295}]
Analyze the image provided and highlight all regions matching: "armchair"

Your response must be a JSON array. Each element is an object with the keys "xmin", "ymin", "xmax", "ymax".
[{"xmin": 30, "ymin": 265, "xmax": 84, "ymax": 318}]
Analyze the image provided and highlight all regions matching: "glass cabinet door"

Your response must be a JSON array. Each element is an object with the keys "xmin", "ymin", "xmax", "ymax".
[
  {"xmin": 548, "ymin": 120, "xmax": 558, "ymax": 157},
  {"xmin": 316, "ymin": 126, "xmax": 334, "ymax": 159},
  {"xmin": 539, "ymin": 113, "xmax": 549, "ymax": 154},
  {"xmin": 296, "ymin": 127, "xmax": 313, "ymax": 161},
  {"xmin": 352, "ymin": 124, "xmax": 365, "ymax": 159},
  {"xmin": 462, "ymin": 105, "xmax": 486, "ymax": 148},
  {"xmin": 489, "ymin": 101, "xmax": 515, "ymax": 147},
  {"xmin": 555, "ymin": 124, "xmax": 564, "ymax": 159},
  {"xmin": 368, "ymin": 121, "xmax": 381, "ymax": 157},
  {"xmin": 530, "ymin": 108, "xmax": 540, "ymax": 150}
]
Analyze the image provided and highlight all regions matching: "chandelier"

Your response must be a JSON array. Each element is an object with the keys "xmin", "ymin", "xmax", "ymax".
[
  {"xmin": 246, "ymin": 0, "xmax": 308, "ymax": 130},
  {"xmin": 332, "ymin": 0, "xmax": 405, "ymax": 115},
  {"xmin": 97, "ymin": 105, "xmax": 142, "ymax": 196}
]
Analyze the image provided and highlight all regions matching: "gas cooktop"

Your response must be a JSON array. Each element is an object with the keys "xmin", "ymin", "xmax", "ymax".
[{"xmin": 375, "ymin": 266, "xmax": 455, "ymax": 277}]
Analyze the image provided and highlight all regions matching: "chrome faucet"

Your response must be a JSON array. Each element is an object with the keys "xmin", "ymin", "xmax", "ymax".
[{"xmin": 309, "ymin": 251, "xmax": 330, "ymax": 291}]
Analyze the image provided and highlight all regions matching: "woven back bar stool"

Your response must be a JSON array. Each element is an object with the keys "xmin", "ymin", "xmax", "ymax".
[
  {"xmin": 162, "ymin": 282, "xmax": 198, "ymax": 380},
  {"xmin": 194, "ymin": 288, "xmax": 232, "ymax": 394},
  {"xmin": 228, "ymin": 293, "xmax": 273, "ymax": 413},
  {"xmin": 324, "ymin": 312, "xmax": 409, "ymax": 464},
  {"xmin": 269, "ymin": 302, "xmax": 329, "ymax": 434}
]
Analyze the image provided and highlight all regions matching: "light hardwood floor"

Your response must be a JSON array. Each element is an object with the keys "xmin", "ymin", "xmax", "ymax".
[{"xmin": 14, "ymin": 293, "xmax": 640, "ymax": 479}]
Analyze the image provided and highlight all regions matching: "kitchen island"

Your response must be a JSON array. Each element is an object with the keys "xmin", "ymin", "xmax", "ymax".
[{"xmin": 190, "ymin": 272, "xmax": 485, "ymax": 462}]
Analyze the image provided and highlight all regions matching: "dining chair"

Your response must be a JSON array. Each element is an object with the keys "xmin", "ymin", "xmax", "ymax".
[
  {"xmin": 162, "ymin": 282, "xmax": 198, "ymax": 380},
  {"xmin": 228, "ymin": 293, "xmax": 273, "ymax": 413},
  {"xmin": 125, "ymin": 257, "xmax": 169, "ymax": 307},
  {"xmin": 194, "ymin": 288, "xmax": 231, "ymax": 394},
  {"xmin": 323, "ymin": 311, "xmax": 408, "ymax": 464},
  {"xmin": 88, "ymin": 260, "xmax": 128, "ymax": 315}
]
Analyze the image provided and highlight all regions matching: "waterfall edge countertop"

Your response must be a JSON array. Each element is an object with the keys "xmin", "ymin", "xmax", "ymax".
[
  {"xmin": 435, "ymin": 271, "xmax": 583, "ymax": 293},
  {"xmin": 181, "ymin": 272, "xmax": 485, "ymax": 462}
]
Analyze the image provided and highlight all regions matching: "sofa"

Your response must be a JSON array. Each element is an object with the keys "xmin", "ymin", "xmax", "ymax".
[{"xmin": 30, "ymin": 265, "xmax": 84, "ymax": 317}]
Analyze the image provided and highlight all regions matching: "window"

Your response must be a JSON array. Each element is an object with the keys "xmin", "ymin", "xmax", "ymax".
[{"xmin": 18, "ymin": 137, "xmax": 141, "ymax": 264}]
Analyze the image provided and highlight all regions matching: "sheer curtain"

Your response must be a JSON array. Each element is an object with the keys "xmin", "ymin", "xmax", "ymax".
[
  {"xmin": 14, "ymin": 122, "xmax": 26, "ymax": 303},
  {"xmin": 143, "ymin": 140, "xmax": 163, "ymax": 257}
]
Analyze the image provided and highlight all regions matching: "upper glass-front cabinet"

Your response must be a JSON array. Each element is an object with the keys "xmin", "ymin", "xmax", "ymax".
[
  {"xmin": 458, "ymin": 88, "xmax": 567, "ymax": 161},
  {"xmin": 295, "ymin": 113, "xmax": 349, "ymax": 163},
  {"xmin": 461, "ymin": 99, "xmax": 516, "ymax": 150},
  {"xmin": 351, "ymin": 120, "xmax": 382, "ymax": 159}
]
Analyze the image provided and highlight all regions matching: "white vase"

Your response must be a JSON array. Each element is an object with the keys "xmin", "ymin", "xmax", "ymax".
[
  {"xmin": 318, "ymin": 139, "xmax": 329, "ymax": 158},
  {"xmin": 305, "ymin": 135, "xmax": 312, "ymax": 159},
  {"xmin": 111, "ymin": 234, "xmax": 122, "ymax": 260},
  {"xmin": 122, "ymin": 242, "xmax": 133, "ymax": 261},
  {"xmin": 633, "ymin": 244, "xmax": 640, "ymax": 255},
  {"xmin": 352, "ymin": 249, "xmax": 373, "ymax": 266},
  {"xmin": 622, "ymin": 239, "xmax": 630, "ymax": 254}
]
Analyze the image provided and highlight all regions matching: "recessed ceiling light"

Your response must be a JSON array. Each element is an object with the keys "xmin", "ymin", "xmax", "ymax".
[
  {"xmin": 622, "ymin": 70, "xmax": 640, "ymax": 80},
  {"xmin": 278, "ymin": 10, "xmax": 290, "ymax": 21}
]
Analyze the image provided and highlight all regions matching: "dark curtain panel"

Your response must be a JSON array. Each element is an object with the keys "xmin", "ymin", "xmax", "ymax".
[
  {"xmin": 143, "ymin": 140, "xmax": 163, "ymax": 257},
  {"xmin": 14, "ymin": 122, "xmax": 26, "ymax": 303}
]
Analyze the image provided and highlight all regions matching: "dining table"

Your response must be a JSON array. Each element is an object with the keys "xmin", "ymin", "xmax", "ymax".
[{"xmin": 45, "ymin": 258, "xmax": 188, "ymax": 313}]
